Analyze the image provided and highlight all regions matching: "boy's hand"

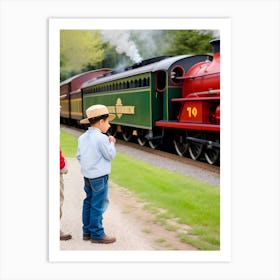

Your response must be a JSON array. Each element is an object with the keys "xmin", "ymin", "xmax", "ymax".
[{"xmin": 108, "ymin": 136, "xmax": 116, "ymax": 143}]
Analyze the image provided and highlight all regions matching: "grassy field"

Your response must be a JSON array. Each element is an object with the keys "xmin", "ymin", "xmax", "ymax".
[
  {"xmin": 60, "ymin": 129, "xmax": 220, "ymax": 250},
  {"xmin": 60, "ymin": 130, "xmax": 78, "ymax": 157}
]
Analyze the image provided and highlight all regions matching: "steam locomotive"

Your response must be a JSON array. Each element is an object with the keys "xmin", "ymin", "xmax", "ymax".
[{"xmin": 60, "ymin": 38, "xmax": 220, "ymax": 165}]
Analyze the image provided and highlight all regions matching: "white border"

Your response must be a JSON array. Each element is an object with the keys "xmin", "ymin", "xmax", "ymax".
[
  {"xmin": 1, "ymin": 0, "xmax": 279, "ymax": 279},
  {"xmin": 49, "ymin": 18, "xmax": 231, "ymax": 262}
]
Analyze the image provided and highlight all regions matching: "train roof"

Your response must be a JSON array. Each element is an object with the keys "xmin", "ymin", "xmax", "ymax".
[
  {"xmin": 81, "ymin": 55, "xmax": 193, "ymax": 88},
  {"xmin": 60, "ymin": 68, "xmax": 111, "ymax": 86}
]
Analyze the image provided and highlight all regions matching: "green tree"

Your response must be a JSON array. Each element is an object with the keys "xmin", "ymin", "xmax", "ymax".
[
  {"xmin": 126, "ymin": 30, "xmax": 216, "ymax": 60},
  {"xmin": 60, "ymin": 30, "xmax": 104, "ymax": 81},
  {"xmin": 100, "ymin": 43, "xmax": 132, "ymax": 69},
  {"xmin": 163, "ymin": 30, "xmax": 215, "ymax": 55},
  {"xmin": 130, "ymin": 30, "xmax": 168, "ymax": 59},
  {"xmin": 59, "ymin": 29, "xmax": 217, "ymax": 81}
]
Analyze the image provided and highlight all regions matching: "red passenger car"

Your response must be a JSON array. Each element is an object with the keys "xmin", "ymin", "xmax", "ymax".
[{"xmin": 60, "ymin": 68, "xmax": 111, "ymax": 125}]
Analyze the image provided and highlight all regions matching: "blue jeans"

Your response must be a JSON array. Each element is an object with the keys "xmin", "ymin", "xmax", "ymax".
[{"xmin": 82, "ymin": 175, "xmax": 109, "ymax": 239}]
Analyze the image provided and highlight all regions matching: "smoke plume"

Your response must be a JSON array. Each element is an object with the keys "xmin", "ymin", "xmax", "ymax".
[{"xmin": 101, "ymin": 30, "xmax": 143, "ymax": 63}]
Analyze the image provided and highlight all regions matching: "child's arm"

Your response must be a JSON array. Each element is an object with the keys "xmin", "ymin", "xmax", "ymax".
[
  {"xmin": 100, "ymin": 134, "xmax": 116, "ymax": 160},
  {"xmin": 108, "ymin": 135, "xmax": 116, "ymax": 143},
  {"xmin": 76, "ymin": 139, "xmax": 81, "ymax": 162}
]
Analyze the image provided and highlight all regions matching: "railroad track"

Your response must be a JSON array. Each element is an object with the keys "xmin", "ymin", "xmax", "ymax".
[
  {"xmin": 61, "ymin": 124, "xmax": 220, "ymax": 175},
  {"xmin": 116, "ymin": 138, "xmax": 219, "ymax": 174}
]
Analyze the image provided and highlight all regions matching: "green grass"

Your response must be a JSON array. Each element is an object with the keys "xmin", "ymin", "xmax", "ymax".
[
  {"xmin": 60, "ymin": 130, "xmax": 78, "ymax": 157},
  {"xmin": 111, "ymin": 152, "xmax": 220, "ymax": 250},
  {"xmin": 60, "ymin": 129, "xmax": 220, "ymax": 250}
]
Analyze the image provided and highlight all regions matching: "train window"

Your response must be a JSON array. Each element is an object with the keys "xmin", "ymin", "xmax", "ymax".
[
  {"xmin": 156, "ymin": 71, "xmax": 166, "ymax": 92},
  {"xmin": 170, "ymin": 65, "xmax": 185, "ymax": 85},
  {"xmin": 143, "ymin": 78, "xmax": 147, "ymax": 86}
]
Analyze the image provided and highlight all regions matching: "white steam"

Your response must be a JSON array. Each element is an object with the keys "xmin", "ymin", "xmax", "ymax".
[{"xmin": 101, "ymin": 30, "xmax": 143, "ymax": 63}]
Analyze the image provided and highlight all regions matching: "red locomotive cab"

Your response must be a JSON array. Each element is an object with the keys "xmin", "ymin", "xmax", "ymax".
[
  {"xmin": 182, "ymin": 38, "xmax": 220, "ymax": 98},
  {"xmin": 178, "ymin": 38, "xmax": 220, "ymax": 125}
]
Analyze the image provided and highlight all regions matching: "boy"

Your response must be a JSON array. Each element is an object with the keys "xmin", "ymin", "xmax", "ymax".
[{"xmin": 77, "ymin": 104, "xmax": 116, "ymax": 244}]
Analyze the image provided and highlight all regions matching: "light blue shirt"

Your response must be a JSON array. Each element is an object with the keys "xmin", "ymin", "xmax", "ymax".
[{"xmin": 76, "ymin": 127, "xmax": 116, "ymax": 179}]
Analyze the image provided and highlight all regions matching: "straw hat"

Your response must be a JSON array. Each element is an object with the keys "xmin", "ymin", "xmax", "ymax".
[{"xmin": 80, "ymin": 104, "xmax": 115, "ymax": 124}]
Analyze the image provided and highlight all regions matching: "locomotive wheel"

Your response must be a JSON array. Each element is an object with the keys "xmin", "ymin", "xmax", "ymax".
[
  {"xmin": 188, "ymin": 142, "xmax": 203, "ymax": 161},
  {"xmin": 204, "ymin": 147, "xmax": 220, "ymax": 165},
  {"xmin": 137, "ymin": 129, "xmax": 148, "ymax": 146},
  {"xmin": 122, "ymin": 126, "xmax": 133, "ymax": 142},
  {"xmin": 148, "ymin": 140, "xmax": 160, "ymax": 149},
  {"xmin": 108, "ymin": 124, "xmax": 118, "ymax": 137},
  {"xmin": 173, "ymin": 133, "xmax": 188, "ymax": 156}
]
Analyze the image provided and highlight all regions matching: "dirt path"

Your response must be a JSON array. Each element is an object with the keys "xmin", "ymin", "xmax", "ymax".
[{"xmin": 60, "ymin": 157, "xmax": 197, "ymax": 251}]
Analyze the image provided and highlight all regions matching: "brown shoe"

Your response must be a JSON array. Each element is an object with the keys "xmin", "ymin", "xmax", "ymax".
[
  {"xmin": 91, "ymin": 235, "xmax": 116, "ymax": 244},
  {"xmin": 60, "ymin": 231, "xmax": 72, "ymax": 241},
  {"xmin": 83, "ymin": 233, "xmax": 90, "ymax": 240}
]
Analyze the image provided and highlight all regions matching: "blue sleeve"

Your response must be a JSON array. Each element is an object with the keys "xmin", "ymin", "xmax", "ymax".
[
  {"xmin": 99, "ymin": 134, "xmax": 116, "ymax": 160},
  {"xmin": 76, "ymin": 138, "xmax": 81, "ymax": 162}
]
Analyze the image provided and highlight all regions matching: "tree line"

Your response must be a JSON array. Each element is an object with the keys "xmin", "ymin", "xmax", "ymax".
[{"xmin": 60, "ymin": 30, "xmax": 217, "ymax": 81}]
